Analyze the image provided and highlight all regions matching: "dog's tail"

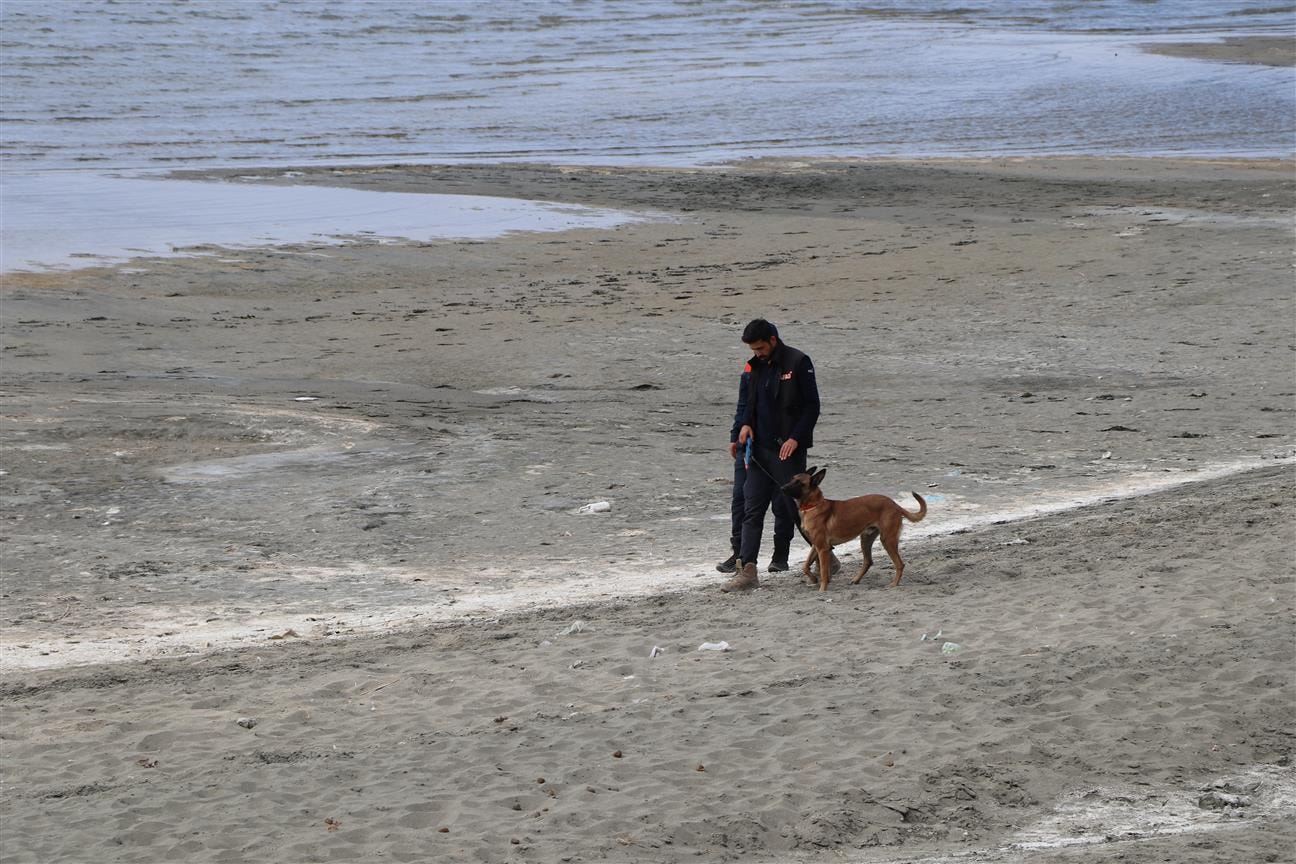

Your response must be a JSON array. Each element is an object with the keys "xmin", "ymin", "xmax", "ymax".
[{"xmin": 901, "ymin": 492, "xmax": 927, "ymax": 522}]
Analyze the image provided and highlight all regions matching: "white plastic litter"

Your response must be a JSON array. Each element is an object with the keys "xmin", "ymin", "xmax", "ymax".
[
  {"xmin": 561, "ymin": 620, "xmax": 586, "ymax": 635},
  {"xmin": 576, "ymin": 501, "xmax": 611, "ymax": 514},
  {"xmin": 698, "ymin": 641, "xmax": 731, "ymax": 652}
]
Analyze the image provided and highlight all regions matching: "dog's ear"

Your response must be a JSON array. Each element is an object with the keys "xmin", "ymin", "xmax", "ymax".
[
  {"xmin": 807, "ymin": 466, "xmax": 818, "ymax": 477},
  {"xmin": 811, "ymin": 468, "xmax": 827, "ymax": 487}
]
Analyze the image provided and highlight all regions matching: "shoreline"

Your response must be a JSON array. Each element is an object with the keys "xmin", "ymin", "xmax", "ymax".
[
  {"xmin": 174, "ymin": 153, "xmax": 1296, "ymax": 185},
  {"xmin": 160, "ymin": 154, "xmax": 1296, "ymax": 217},
  {"xmin": 4, "ymin": 156, "xmax": 1291, "ymax": 277}
]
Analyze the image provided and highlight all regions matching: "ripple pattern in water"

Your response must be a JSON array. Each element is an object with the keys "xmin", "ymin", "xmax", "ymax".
[{"xmin": 1, "ymin": 0, "xmax": 1292, "ymax": 169}]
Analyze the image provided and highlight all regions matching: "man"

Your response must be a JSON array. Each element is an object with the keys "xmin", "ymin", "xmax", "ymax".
[
  {"xmin": 718, "ymin": 362, "xmax": 810, "ymax": 575},
  {"xmin": 721, "ymin": 318, "xmax": 819, "ymax": 592}
]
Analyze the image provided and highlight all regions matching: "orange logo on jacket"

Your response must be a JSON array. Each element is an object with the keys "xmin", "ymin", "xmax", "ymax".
[{"xmin": 779, "ymin": 371, "xmax": 794, "ymax": 380}]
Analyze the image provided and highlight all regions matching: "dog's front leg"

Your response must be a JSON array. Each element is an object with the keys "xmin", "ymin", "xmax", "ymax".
[
  {"xmin": 817, "ymin": 546, "xmax": 833, "ymax": 592},
  {"xmin": 801, "ymin": 549, "xmax": 818, "ymax": 586}
]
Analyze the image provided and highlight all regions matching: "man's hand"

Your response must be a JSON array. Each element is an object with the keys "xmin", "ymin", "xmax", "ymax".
[
  {"xmin": 738, "ymin": 425, "xmax": 753, "ymax": 446},
  {"xmin": 779, "ymin": 438, "xmax": 799, "ymax": 461},
  {"xmin": 728, "ymin": 441, "xmax": 739, "ymax": 459}
]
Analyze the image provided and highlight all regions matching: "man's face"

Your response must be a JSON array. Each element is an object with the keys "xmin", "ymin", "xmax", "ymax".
[{"xmin": 747, "ymin": 337, "xmax": 777, "ymax": 360}]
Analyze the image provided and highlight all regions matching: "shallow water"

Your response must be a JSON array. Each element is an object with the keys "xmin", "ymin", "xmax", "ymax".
[{"xmin": 0, "ymin": 171, "xmax": 654, "ymax": 271}]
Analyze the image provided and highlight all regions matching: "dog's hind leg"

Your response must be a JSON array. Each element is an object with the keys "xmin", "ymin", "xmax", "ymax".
[
  {"xmin": 852, "ymin": 527, "xmax": 879, "ymax": 584},
  {"xmin": 880, "ymin": 526, "xmax": 905, "ymax": 587}
]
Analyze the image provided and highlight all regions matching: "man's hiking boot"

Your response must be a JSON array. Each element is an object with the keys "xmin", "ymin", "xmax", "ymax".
[
  {"xmin": 720, "ymin": 560, "xmax": 759, "ymax": 592},
  {"xmin": 768, "ymin": 540, "xmax": 791, "ymax": 572},
  {"xmin": 715, "ymin": 553, "xmax": 739, "ymax": 574}
]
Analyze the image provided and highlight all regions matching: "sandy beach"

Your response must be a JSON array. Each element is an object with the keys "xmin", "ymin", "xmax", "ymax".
[{"xmin": 2, "ymin": 157, "xmax": 1293, "ymax": 862}]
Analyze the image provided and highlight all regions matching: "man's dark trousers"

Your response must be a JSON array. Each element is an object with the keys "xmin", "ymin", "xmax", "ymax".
[
  {"xmin": 738, "ymin": 444, "xmax": 806, "ymax": 565},
  {"xmin": 731, "ymin": 452, "xmax": 796, "ymax": 557},
  {"xmin": 728, "ymin": 455, "xmax": 747, "ymax": 555}
]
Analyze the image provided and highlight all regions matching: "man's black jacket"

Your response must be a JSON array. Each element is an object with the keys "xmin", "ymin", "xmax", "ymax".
[{"xmin": 742, "ymin": 342, "xmax": 819, "ymax": 450}]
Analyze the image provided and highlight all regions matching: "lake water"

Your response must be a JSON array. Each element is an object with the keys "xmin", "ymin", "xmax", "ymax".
[{"xmin": 1, "ymin": 0, "xmax": 1292, "ymax": 270}]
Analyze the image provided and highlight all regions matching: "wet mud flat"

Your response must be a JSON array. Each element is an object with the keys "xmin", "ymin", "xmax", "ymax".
[
  {"xmin": 1, "ymin": 157, "xmax": 1293, "ymax": 861},
  {"xmin": 3, "ymin": 156, "xmax": 1292, "ymax": 667}
]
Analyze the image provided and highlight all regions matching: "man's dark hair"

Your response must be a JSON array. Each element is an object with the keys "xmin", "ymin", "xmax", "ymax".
[{"xmin": 741, "ymin": 318, "xmax": 779, "ymax": 344}]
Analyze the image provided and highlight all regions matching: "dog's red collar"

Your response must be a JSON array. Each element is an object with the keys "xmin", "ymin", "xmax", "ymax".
[{"xmin": 799, "ymin": 501, "xmax": 822, "ymax": 512}]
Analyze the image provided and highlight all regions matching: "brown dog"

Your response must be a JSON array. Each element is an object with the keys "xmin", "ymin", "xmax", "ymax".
[{"xmin": 782, "ymin": 467, "xmax": 927, "ymax": 591}]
